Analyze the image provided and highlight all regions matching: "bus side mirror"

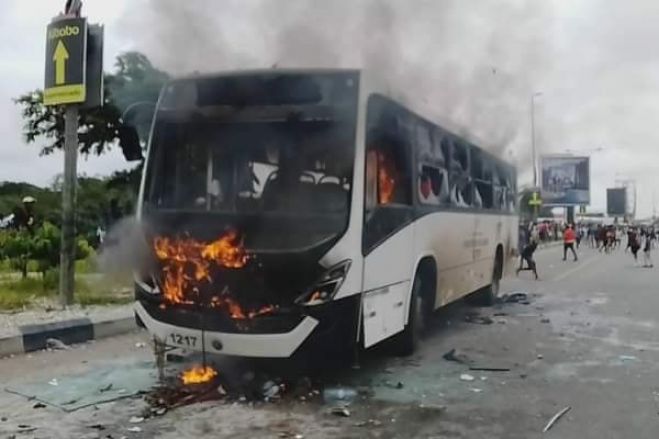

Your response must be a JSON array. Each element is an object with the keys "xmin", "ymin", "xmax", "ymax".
[{"xmin": 119, "ymin": 125, "xmax": 144, "ymax": 162}]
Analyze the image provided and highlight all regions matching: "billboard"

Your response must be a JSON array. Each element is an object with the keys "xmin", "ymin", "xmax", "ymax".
[
  {"xmin": 607, "ymin": 188, "xmax": 627, "ymax": 215},
  {"xmin": 540, "ymin": 155, "xmax": 590, "ymax": 205}
]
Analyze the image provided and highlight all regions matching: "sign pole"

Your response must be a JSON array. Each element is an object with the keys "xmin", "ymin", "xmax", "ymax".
[{"xmin": 59, "ymin": 104, "xmax": 78, "ymax": 306}]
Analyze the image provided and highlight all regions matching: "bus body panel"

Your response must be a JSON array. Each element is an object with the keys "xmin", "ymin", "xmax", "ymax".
[
  {"xmin": 362, "ymin": 225, "xmax": 413, "ymax": 347},
  {"xmin": 413, "ymin": 211, "xmax": 517, "ymax": 310},
  {"xmin": 134, "ymin": 301, "xmax": 319, "ymax": 358}
]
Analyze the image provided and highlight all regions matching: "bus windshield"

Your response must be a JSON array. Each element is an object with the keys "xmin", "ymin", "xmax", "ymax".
[
  {"xmin": 143, "ymin": 115, "xmax": 357, "ymax": 250},
  {"xmin": 146, "ymin": 119, "xmax": 355, "ymax": 216}
]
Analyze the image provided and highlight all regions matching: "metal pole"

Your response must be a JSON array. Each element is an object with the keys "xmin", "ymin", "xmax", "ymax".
[
  {"xmin": 531, "ymin": 95, "xmax": 538, "ymax": 188},
  {"xmin": 59, "ymin": 104, "xmax": 78, "ymax": 306}
]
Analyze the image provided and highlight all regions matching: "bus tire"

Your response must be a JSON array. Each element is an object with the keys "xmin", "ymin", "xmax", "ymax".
[
  {"xmin": 469, "ymin": 247, "xmax": 503, "ymax": 307},
  {"xmin": 392, "ymin": 274, "xmax": 424, "ymax": 356}
]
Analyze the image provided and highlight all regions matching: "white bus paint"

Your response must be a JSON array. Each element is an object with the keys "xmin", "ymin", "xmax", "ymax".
[{"xmin": 135, "ymin": 69, "xmax": 518, "ymax": 357}]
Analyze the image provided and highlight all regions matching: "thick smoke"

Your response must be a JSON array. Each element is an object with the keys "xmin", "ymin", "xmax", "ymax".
[
  {"xmin": 97, "ymin": 216, "xmax": 155, "ymax": 278},
  {"xmin": 119, "ymin": 0, "xmax": 557, "ymax": 169}
]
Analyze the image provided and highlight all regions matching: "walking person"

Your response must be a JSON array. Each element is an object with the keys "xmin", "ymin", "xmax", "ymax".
[
  {"xmin": 563, "ymin": 224, "xmax": 578, "ymax": 262},
  {"xmin": 630, "ymin": 228, "xmax": 641, "ymax": 266},
  {"xmin": 517, "ymin": 234, "xmax": 539, "ymax": 280},
  {"xmin": 643, "ymin": 231, "xmax": 654, "ymax": 268}
]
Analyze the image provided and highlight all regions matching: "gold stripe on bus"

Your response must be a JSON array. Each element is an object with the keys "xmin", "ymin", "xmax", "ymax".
[{"xmin": 44, "ymin": 84, "xmax": 86, "ymax": 106}]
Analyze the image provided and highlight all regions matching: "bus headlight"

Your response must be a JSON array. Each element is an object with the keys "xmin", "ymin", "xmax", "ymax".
[
  {"xmin": 134, "ymin": 272, "xmax": 160, "ymax": 295},
  {"xmin": 295, "ymin": 260, "xmax": 352, "ymax": 307}
]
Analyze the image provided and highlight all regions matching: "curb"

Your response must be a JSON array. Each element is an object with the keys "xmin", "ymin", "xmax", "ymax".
[{"xmin": 0, "ymin": 312, "xmax": 138, "ymax": 358}]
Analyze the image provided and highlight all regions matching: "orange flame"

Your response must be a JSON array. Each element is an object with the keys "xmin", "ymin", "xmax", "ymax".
[
  {"xmin": 180, "ymin": 365, "xmax": 218, "ymax": 385},
  {"xmin": 153, "ymin": 230, "xmax": 278, "ymax": 320},
  {"xmin": 378, "ymin": 151, "xmax": 396, "ymax": 204},
  {"xmin": 153, "ymin": 230, "xmax": 249, "ymax": 305}
]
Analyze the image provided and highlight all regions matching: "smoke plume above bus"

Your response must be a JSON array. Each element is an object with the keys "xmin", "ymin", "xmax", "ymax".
[{"xmin": 119, "ymin": 0, "xmax": 556, "ymax": 168}]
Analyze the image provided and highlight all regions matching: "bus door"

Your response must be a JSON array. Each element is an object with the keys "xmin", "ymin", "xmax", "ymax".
[{"xmin": 361, "ymin": 140, "xmax": 414, "ymax": 348}]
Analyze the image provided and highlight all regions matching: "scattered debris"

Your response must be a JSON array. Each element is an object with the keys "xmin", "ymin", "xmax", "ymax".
[
  {"xmin": 460, "ymin": 374, "xmax": 475, "ymax": 382},
  {"xmin": 443, "ymin": 349, "xmax": 472, "ymax": 365},
  {"xmin": 469, "ymin": 365, "xmax": 510, "ymax": 372},
  {"xmin": 17, "ymin": 424, "xmax": 37, "ymax": 433},
  {"xmin": 498, "ymin": 292, "xmax": 530, "ymax": 305},
  {"xmin": 217, "ymin": 385, "xmax": 227, "ymax": 396},
  {"xmin": 464, "ymin": 312, "xmax": 494, "ymax": 325},
  {"xmin": 126, "ymin": 426, "xmax": 142, "ymax": 433},
  {"xmin": 330, "ymin": 407, "xmax": 351, "ymax": 417},
  {"xmin": 48, "ymin": 379, "xmax": 59, "ymax": 386},
  {"xmin": 619, "ymin": 355, "xmax": 637, "ymax": 362},
  {"xmin": 99, "ymin": 383, "xmax": 113, "ymax": 393},
  {"xmin": 543, "ymin": 406, "xmax": 571, "ymax": 433},
  {"xmin": 128, "ymin": 416, "xmax": 144, "ymax": 424},
  {"xmin": 152, "ymin": 407, "xmax": 167, "ymax": 417},
  {"xmin": 87, "ymin": 424, "xmax": 106, "ymax": 431},
  {"xmin": 384, "ymin": 381, "xmax": 405, "ymax": 389},
  {"xmin": 470, "ymin": 388, "xmax": 483, "ymax": 393},
  {"xmin": 135, "ymin": 342, "xmax": 146, "ymax": 349},
  {"xmin": 355, "ymin": 419, "xmax": 384, "ymax": 427},
  {"xmin": 323, "ymin": 387, "xmax": 357, "ymax": 405},
  {"xmin": 540, "ymin": 318, "xmax": 551, "ymax": 324},
  {"xmin": 262, "ymin": 381, "xmax": 281, "ymax": 400},
  {"xmin": 46, "ymin": 338, "xmax": 70, "ymax": 350},
  {"xmin": 32, "ymin": 402, "xmax": 46, "ymax": 409}
]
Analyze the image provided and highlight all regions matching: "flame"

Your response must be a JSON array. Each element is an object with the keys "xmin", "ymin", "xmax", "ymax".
[
  {"xmin": 180, "ymin": 365, "xmax": 218, "ymax": 385},
  {"xmin": 153, "ymin": 230, "xmax": 278, "ymax": 320},
  {"xmin": 377, "ymin": 151, "xmax": 396, "ymax": 204},
  {"xmin": 153, "ymin": 230, "xmax": 249, "ymax": 305}
]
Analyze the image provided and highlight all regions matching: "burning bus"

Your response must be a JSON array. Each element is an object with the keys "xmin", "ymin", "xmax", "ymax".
[{"xmin": 133, "ymin": 69, "xmax": 518, "ymax": 359}]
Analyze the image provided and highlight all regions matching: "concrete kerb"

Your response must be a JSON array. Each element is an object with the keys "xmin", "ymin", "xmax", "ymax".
[{"xmin": 0, "ymin": 310, "xmax": 139, "ymax": 358}]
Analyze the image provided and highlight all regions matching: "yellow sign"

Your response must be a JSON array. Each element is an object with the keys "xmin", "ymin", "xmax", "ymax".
[
  {"xmin": 529, "ymin": 192, "xmax": 542, "ymax": 206},
  {"xmin": 44, "ymin": 17, "xmax": 87, "ymax": 106}
]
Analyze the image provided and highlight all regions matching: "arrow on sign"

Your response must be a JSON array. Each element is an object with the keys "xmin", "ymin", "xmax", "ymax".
[{"xmin": 53, "ymin": 40, "xmax": 69, "ymax": 85}]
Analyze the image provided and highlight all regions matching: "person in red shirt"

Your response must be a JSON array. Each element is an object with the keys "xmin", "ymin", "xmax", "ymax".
[{"xmin": 563, "ymin": 224, "xmax": 578, "ymax": 261}]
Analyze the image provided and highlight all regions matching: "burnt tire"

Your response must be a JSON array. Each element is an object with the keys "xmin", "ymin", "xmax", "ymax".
[
  {"xmin": 469, "ymin": 255, "xmax": 502, "ymax": 307},
  {"xmin": 391, "ymin": 275, "xmax": 424, "ymax": 356}
]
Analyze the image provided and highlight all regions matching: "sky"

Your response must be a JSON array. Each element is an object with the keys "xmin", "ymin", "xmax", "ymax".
[{"xmin": 0, "ymin": 0, "xmax": 657, "ymax": 218}]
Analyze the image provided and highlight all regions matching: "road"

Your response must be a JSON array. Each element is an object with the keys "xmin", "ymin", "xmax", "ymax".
[{"xmin": 1, "ymin": 244, "xmax": 658, "ymax": 438}]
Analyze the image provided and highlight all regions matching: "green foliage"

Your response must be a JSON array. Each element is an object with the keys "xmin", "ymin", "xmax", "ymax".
[
  {"xmin": 14, "ymin": 51, "xmax": 169, "ymax": 159},
  {"xmin": 0, "ymin": 223, "xmax": 90, "ymax": 284}
]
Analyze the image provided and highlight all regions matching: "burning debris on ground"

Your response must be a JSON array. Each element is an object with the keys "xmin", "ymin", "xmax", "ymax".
[{"xmin": 144, "ymin": 362, "xmax": 327, "ymax": 412}]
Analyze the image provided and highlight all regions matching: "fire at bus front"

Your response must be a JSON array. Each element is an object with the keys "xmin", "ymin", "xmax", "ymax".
[{"xmin": 133, "ymin": 71, "xmax": 362, "ymax": 358}]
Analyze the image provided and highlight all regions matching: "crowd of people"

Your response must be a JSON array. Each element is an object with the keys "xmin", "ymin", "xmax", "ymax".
[{"xmin": 517, "ymin": 221, "xmax": 656, "ymax": 279}]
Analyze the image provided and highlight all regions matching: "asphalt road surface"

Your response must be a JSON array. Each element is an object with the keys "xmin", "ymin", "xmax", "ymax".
[{"xmin": 1, "ymin": 243, "xmax": 658, "ymax": 439}]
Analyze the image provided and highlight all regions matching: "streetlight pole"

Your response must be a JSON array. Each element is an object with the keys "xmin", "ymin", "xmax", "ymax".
[{"xmin": 531, "ymin": 92, "xmax": 542, "ymax": 188}]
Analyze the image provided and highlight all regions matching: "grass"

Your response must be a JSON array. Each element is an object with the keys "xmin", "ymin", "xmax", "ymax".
[{"xmin": 0, "ymin": 272, "xmax": 132, "ymax": 311}]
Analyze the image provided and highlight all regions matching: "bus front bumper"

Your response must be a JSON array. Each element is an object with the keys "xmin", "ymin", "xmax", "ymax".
[{"xmin": 134, "ymin": 301, "xmax": 319, "ymax": 358}]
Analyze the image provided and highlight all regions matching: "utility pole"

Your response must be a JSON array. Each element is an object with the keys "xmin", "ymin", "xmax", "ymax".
[
  {"xmin": 531, "ymin": 92, "xmax": 542, "ymax": 188},
  {"xmin": 59, "ymin": 104, "xmax": 79, "ymax": 305},
  {"xmin": 44, "ymin": 1, "xmax": 103, "ymax": 306}
]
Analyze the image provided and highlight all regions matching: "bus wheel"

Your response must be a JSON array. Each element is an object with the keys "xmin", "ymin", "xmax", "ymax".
[
  {"xmin": 392, "ymin": 275, "xmax": 424, "ymax": 356},
  {"xmin": 469, "ymin": 253, "xmax": 502, "ymax": 307}
]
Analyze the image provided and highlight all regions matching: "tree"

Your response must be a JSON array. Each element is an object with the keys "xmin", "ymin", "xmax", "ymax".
[{"xmin": 15, "ymin": 51, "xmax": 169, "ymax": 160}]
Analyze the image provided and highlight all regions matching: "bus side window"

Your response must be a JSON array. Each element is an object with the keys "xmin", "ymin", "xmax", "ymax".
[
  {"xmin": 449, "ymin": 140, "xmax": 472, "ymax": 207},
  {"xmin": 472, "ymin": 150, "xmax": 493, "ymax": 209},
  {"xmin": 363, "ymin": 95, "xmax": 414, "ymax": 253},
  {"xmin": 418, "ymin": 164, "xmax": 448, "ymax": 206}
]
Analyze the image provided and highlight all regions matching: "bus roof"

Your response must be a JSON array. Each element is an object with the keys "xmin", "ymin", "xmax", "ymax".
[{"xmin": 167, "ymin": 68, "xmax": 504, "ymax": 158}]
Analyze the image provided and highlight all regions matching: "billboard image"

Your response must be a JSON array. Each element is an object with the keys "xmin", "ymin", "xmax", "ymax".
[
  {"xmin": 540, "ymin": 155, "xmax": 590, "ymax": 205},
  {"xmin": 607, "ymin": 188, "xmax": 627, "ymax": 216}
]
